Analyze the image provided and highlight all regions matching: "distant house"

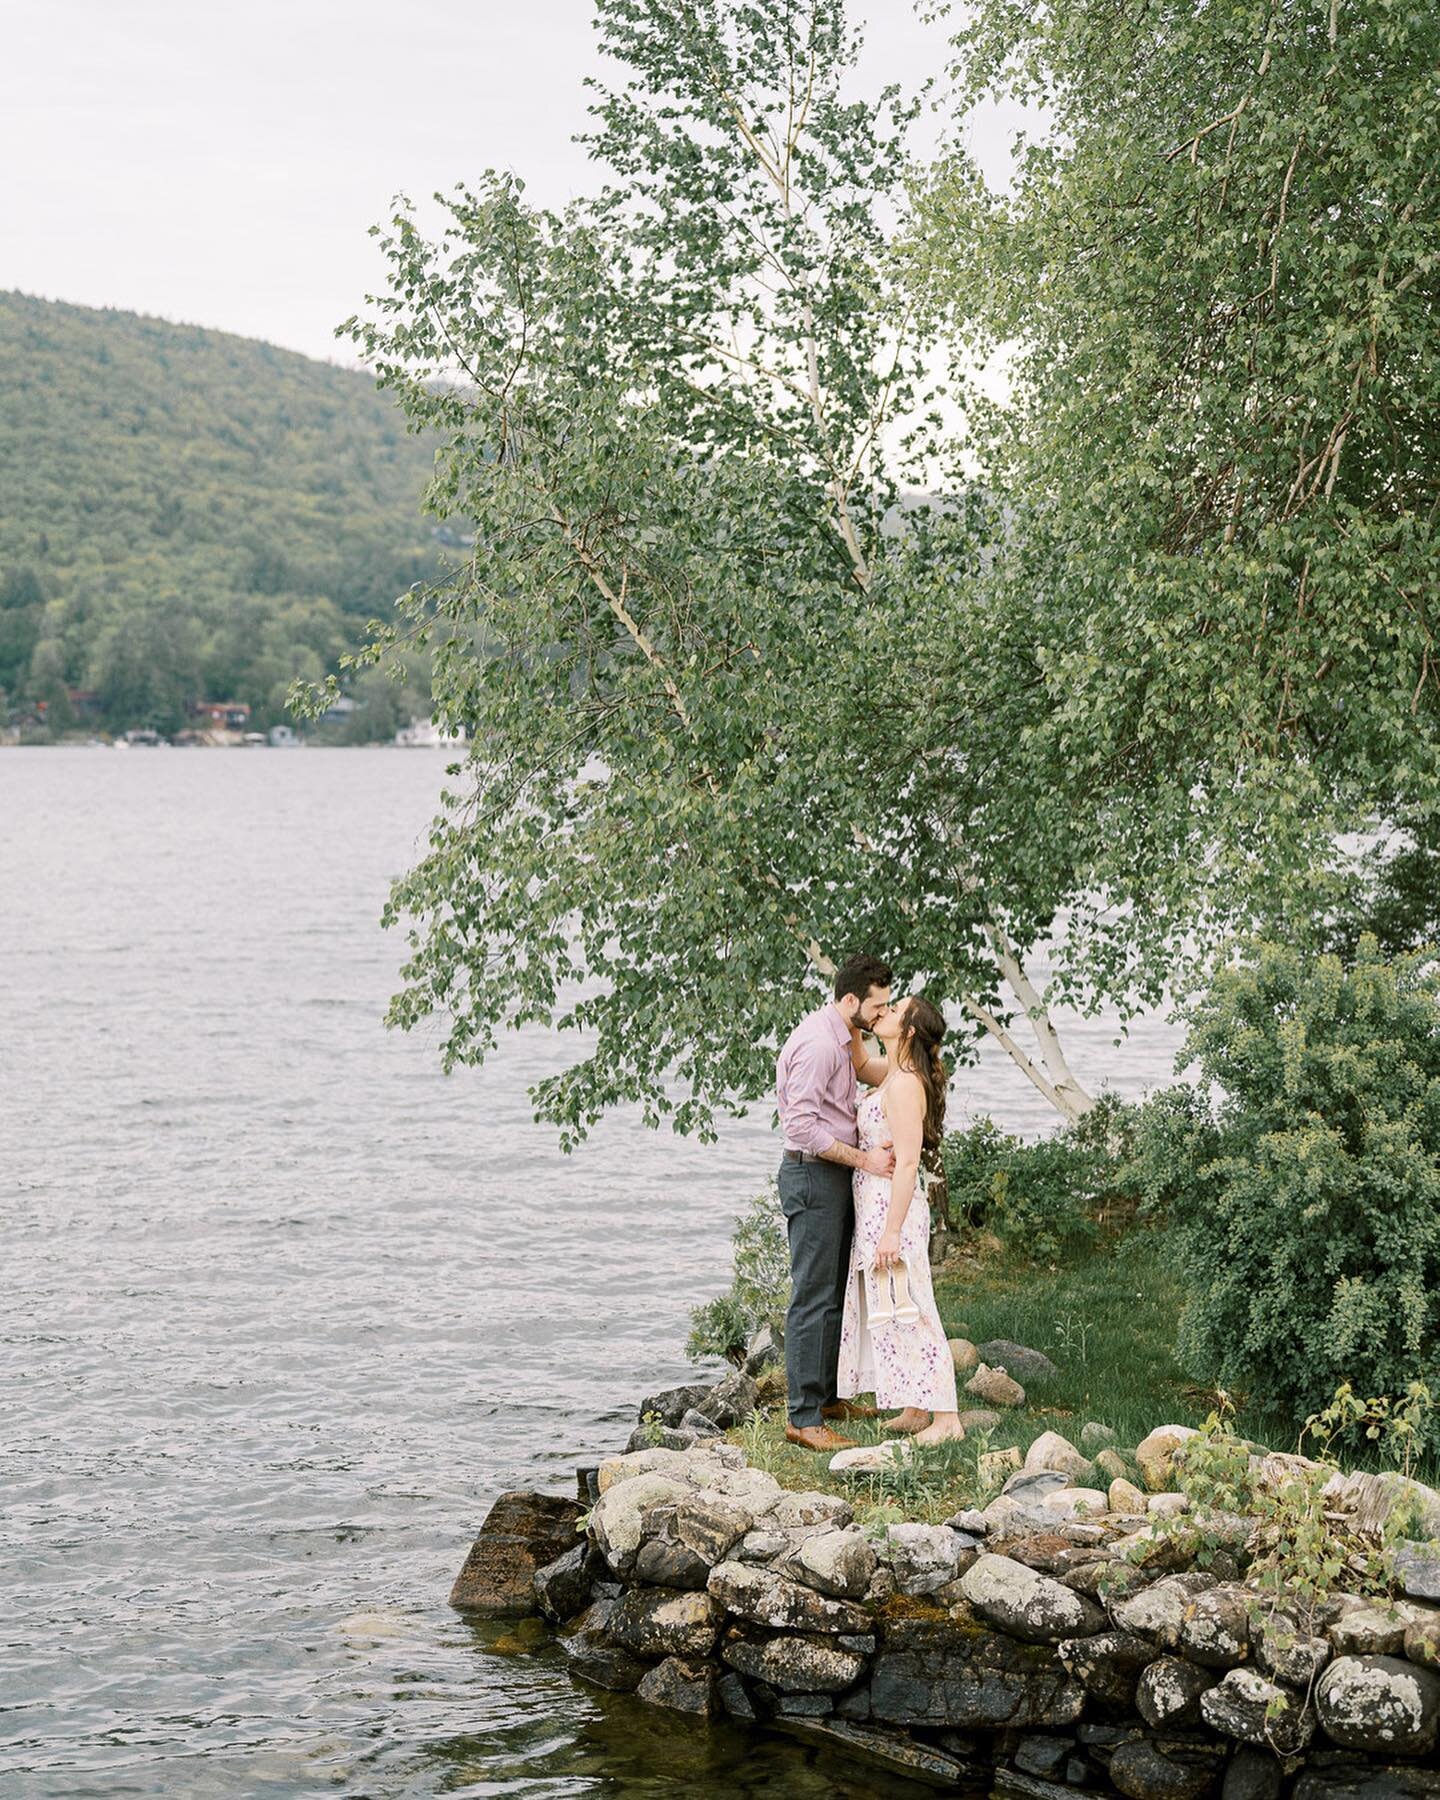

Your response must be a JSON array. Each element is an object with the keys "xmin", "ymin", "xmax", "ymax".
[
  {"xmin": 395, "ymin": 716, "xmax": 466, "ymax": 748},
  {"xmin": 268, "ymin": 724, "xmax": 300, "ymax": 748},
  {"xmin": 36, "ymin": 689, "xmax": 104, "ymax": 723},
  {"xmin": 188, "ymin": 699, "xmax": 251, "ymax": 730},
  {"xmin": 318, "ymin": 695, "xmax": 358, "ymax": 724}
]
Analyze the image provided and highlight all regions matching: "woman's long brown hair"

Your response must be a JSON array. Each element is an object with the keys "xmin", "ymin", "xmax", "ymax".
[{"xmin": 896, "ymin": 994, "xmax": 948, "ymax": 1160}]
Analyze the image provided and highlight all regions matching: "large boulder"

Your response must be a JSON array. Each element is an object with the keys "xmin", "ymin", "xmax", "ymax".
[
  {"xmin": 1109, "ymin": 1739, "xmax": 1222, "ymax": 1800},
  {"xmin": 1394, "ymin": 1545, "xmax": 1440, "ymax": 1602},
  {"xmin": 1110, "ymin": 1572, "xmax": 1219, "ymax": 1647},
  {"xmin": 978, "ymin": 1339, "xmax": 1059, "ymax": 1384},
  {"xmin": 707, "ymin": 1560, "xmax": 870, "ymax": 1634},
  {"xmin": 595, "ymin": 1444, "xmax": 738, "ymax": 1493},
  {"xmin": 1024, "ymin": 1431, "xmax": 1094, "ymax": 1484},
  {"xmin": 1404, "ymin": 1607, "xmax": 1440, "ymax": 1671},
  {"xmin": 1040, "ymin": 1487, "xmax": 1108, "ymax": 1518},
  {"xmin": 1252, "ymin": 1612, "xmax": 1330, "ymax": 1688},
  {"xmin": 966, "ymin": 1363, "xmax": 1026, "ymax": 1408},
  {"xmin": 1001, "ymin": 1466, "xmax": 1073, "ymax": 1503},
  {"xmin": 691, "ymin": 1368, "xmax": 761, "ymax": 1428},
  {"xmin": 607, "ymin": 1586, "xmax": 722, "ymax": 1659},
  {"xmin": 1314, "ymin": 1653, "xmax": 1440, "ymax": 1755},
  {"xmin": 869, "ymin": 1610, "xmax": 1085, "ymax": 1729},
  {"xmin": 781, "ymin": 1527, "xmax": 877, "ymax": 1600},
  {"xmin": 637, "ymin": 1382, "xmax": 715, "ymax": 1427},
  {"xmin": 1328, "ymin": 1595, "xmax": 1407, "ymax": 1657},
  {"xmin": 1095, "ymin": 1447, "xmax": 1133, "ymax": 1484},
  {"xmin": 1178, "ymin": 1584, "xmax": 1252, "ymax": 1668},
  {"xmin": 673, "ymin": 1495, "xmax": 754, "ymax": 1564},
  {"xmin": 625, "ymin": 1421, "xmax": 708, "ymax": 1453},
  {"xmin": 558, "ymin": 1599, "xmax": 648, "ymax": 1692},
  {"xmin": 1324, "ymin": 1598, "xmax": 1404, "ymax": 1648},
  {"xmin": 698, "ymin": 1464, "xmax": 786, "ymax": 1511},
  {"xmin": 958, "ymin": 1553, "xmax": 1107, "ymax": 1643},
  {"xmin": 633, "ymin": 1537, "xmax": 711, "ymax": 1589},
  {"xmin": 722, "ymin": 1629, "xmax": 868, "ymax": 1694},
  {"xmin": 1135, "ymin": 1424, "xmax": 1199, "ymax": 1493},
  {"xmin": 1056, "ymin": 1630, "xmax": 1161, "ymax": 1706},
  {"xmin": 533, "ymin": 1542, "xmax": 596, "ymax": 1624},
  {"xmin": 1136, "ymin": 1654, "xmax": 1219, "ymax": 1728},
  {"xmin": 1201, "ymin": 1666, "xmax": 1315, "ymax": 1755},
  {"xmin": 590, "ymin": 1473, "xmax": 695, "ymax": 1576},
  {"xmin": 635, "ymin": 1655, "xmax": 723, "ymax": 1716},
  {"xmin": 768, "ymin": 1489, "xmax": 853, "ymax": 1531},
  {"xmin": 877, "ymin": 1523, "xmax": 971, "ymax": 1596},
  {"xmin": 449, "ymin": 1490, "xmax": 584, "ymax": 1615}
]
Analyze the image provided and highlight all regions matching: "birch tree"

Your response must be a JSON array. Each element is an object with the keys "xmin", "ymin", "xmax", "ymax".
[
  {"xmin": 306, "ymin": 0, "xmax": 1419, "ymax": 1145},
  {"xmin": 908, "ymin": 0, "xmax": 1440, "ymax": 975}
]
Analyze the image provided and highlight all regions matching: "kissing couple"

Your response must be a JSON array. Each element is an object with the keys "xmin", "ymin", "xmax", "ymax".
[{"xmin": 774, "ymin": 954, "xmax": 964, "ymax": 1453}]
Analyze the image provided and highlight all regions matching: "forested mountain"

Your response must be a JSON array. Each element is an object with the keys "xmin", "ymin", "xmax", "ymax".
[{"xmin": 0, "ymin": 291, "xmax": 441, "ymax": 735}]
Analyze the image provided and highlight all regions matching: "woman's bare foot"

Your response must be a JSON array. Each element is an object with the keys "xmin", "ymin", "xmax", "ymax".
[
  {"xmin": 881, "ymin": 1408, "xmax": 931, "ymax": 1435},
  {"xmin": 914, "ymin": 1414, "xmax": 967, "ymax": 1446}
]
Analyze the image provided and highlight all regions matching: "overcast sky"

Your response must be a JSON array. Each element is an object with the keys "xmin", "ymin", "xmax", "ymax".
[{"xmin": 1, "ymin": 0, "xmax": 1022, "ymax": 368}]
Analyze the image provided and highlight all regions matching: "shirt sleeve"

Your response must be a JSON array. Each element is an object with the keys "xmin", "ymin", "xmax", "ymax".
[{"xmin": 783, "ymin": 1034, "xmax": 839, "ymax": 1157}]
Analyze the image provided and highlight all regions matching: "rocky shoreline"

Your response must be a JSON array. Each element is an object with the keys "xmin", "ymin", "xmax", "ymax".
[{"xmin": 454, "ymin": 1366, "xmax": 1440, "ymax": 1797}]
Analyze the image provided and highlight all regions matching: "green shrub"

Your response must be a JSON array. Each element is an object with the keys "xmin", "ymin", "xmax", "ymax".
[
  {"xmin": 686, "ymin": 1184, "xmax": 791, "ymax": 1364},
  {"xmin": 940, "ymin": 1096, "xmax": 1133, "ymax": 1260},
  {"xmin": 1135, "ymin": 938, "xmax": 1440, "ymax": 1446}
]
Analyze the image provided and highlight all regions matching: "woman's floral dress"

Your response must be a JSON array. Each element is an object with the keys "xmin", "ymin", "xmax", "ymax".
[{"xmin": 835, "ymin": 1079, "xmax": 958, "ymax": 1412}]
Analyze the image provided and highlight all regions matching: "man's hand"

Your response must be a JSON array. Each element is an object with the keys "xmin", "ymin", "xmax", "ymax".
[{"xmin": 862, "ymin": 1145, "xmax": 896, "ymax": 1178}]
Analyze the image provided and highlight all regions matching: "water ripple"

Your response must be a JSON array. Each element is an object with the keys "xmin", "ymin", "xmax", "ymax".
[{"xmin": 0, "ymin": 749, "xmax": 1183, "ymax": 1796}]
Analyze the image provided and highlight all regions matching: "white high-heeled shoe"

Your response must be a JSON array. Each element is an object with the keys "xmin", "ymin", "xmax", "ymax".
[
  {"xmin": 888, "ymin": 1257, "xmax": 921, "ymax": 1327},
  {"xmin": 866, "ymin": 1264, "xmax": 896, "ymax": 1328}
]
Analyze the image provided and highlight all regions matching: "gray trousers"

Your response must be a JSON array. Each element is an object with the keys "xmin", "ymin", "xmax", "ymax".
[{"xmin": 777, "ymin": 1156, "xmax": 854, "ymax": 1429}]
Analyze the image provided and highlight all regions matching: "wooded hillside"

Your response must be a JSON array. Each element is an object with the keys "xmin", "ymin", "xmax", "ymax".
[{"xmin": 0, "ymin": 291, "xmax": 439, "ymax": 734}]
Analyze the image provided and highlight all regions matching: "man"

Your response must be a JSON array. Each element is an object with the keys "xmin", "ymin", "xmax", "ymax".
[{"xmin": 775, "ymin": 954, "xmax": 896, "ymax": 1451}]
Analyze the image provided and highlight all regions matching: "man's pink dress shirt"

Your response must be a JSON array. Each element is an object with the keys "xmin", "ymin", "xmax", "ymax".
[{"xmin": 776, "ymin": 1004, "xmax": 858, "ymax": 1155}]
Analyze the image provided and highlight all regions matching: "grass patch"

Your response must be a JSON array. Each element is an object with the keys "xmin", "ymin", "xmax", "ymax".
[
  {"xmin": 730, "ymin": 1226, "xmax": 1302, "ymax": 1513},
  {"xmin": 932, "ymin": 1224, "xmax": 1294, "ymax": 1451},
  {"xmin": 730, "ymin": 1407, "xmax": 1003, "ymax": 1525}
]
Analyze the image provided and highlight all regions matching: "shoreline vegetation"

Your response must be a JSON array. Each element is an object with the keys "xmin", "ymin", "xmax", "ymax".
[
  {"xmin": 457, "ymin": 942, "xmax": 1440, "ymax": 1791},
  {"xmin": 455, "ymin": 1218, "xmax": 1440, "ymax": 1795}
]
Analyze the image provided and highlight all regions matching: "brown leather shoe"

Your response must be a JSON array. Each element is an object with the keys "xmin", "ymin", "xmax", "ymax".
[
  {"xmin": 822, "ymin": 1400, "xmax": 878, "ymax": 1421},
  {"xmin": 785, "ymin": 1423, "xmax": 857, "ymax": 1452}
]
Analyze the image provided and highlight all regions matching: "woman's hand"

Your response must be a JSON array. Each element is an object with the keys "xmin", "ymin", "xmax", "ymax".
[{"xmin": 874, "ymin": 1229, "xmax": 903, "ymax": 1271}]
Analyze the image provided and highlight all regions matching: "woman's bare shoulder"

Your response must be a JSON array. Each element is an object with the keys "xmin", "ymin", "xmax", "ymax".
[{"xmin": 881, "ymin": 1067, "xmax": 924, "ymax": 1105}]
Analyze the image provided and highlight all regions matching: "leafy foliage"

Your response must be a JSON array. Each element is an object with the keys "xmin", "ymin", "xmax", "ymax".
[
  {"xmin": 313, "ymin": 0, "xmax": 1438, "ymax": 1143},
  {"xmin": 941, "ymin": 1096, "xmax": 1136, "ymax": 1259},
  {"xmin": 1132, "ymin": 939, "xmax": 1440, "ymax": 1444},
  {"xmin": 0, "ymin": 291, "xmax": 438, "ymax": 731},
  {"xmin": 686, "ymin": 1184, "xmax": 792, "ymax": 1364},
  {"xmin": 1322, "ymin": 813, "xmax": 1440, "ymax": 964},
  {"xmin": 909, "ymin": 0, "xmax": 1440, "ymax": 973}
]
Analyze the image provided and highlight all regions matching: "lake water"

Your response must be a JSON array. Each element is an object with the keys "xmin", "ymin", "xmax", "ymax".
[{"xmin": 0, "ymin": 750, "xmax": 1184, "ymax": 1797}]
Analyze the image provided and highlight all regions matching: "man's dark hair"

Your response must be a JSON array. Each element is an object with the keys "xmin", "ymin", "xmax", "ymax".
[{"xmin": 833, "ymin": 954, "xmax": 894, "ymax": 1003}]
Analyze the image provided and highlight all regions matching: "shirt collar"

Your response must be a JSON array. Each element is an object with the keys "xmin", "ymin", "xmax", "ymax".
[{"xmin": 824, "ymin": 1003, "xmax": 851, "ymax": 1047}]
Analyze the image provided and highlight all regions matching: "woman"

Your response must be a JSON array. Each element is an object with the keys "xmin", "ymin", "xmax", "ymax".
[{"xmin": 835, "ymin": 994, "xmax": 964, "ymax": 1446}]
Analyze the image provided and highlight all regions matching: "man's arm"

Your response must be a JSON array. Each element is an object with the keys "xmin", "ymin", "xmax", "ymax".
[
  {"xmin": 820, "ymin": 1136, "xmax": 892, "ymax": 1174},
  {"xmin": 785, "ymin": 1037, "xmax": 893, "ymax": 1175}
]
